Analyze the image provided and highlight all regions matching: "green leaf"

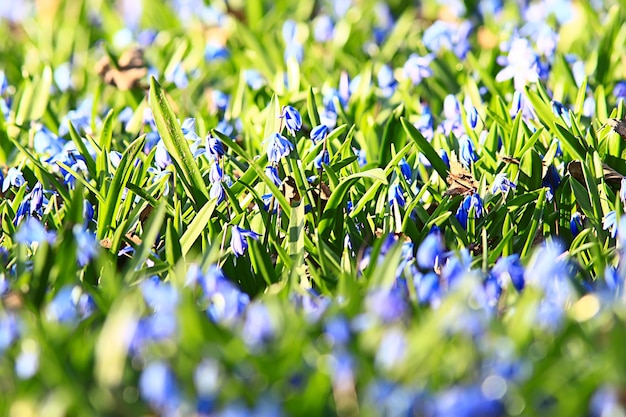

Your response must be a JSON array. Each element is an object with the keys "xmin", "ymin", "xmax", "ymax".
[
  {"xmin": 180, "ymin": 199, "xmax": 217, "ymax": 257},
  {"xmin": 149, "ymin": 76, "xmax": 208, "ymax": 208},
  {"xmin": 401, "ymin": 117, "xmax": 448, "ymax": 179}
]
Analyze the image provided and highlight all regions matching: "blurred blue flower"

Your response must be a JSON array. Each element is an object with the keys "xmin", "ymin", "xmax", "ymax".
[
  {"xmin": 284, "ymin": 42, "xmax": 303, "ymax": 64},
  {"xmin": 244, "ymin": 69, "xmax": 266, "ymax": 90},
  {"xmin": 589, "ymin": 385, "xmax": 624, "ymax": 417},
  {"xmin": 281, "ymin": 105, "xmax": 302, "ymax": 135},
  {"xmin": 324, "ymin": 316, "xmax": 351, "ymax": 346},
  {"xmin": 2, "ymin": 167, "xmax": 25, "ymax": 192},
  {"xmin": 59, "ymin": 97, "xmax": 97, "ymax": 137},
  {"xmin": 46, "ymin": 286, "xmax": 95, "ymax": 323},
  {"xmin": 388, "ymin": 183, "xmax": 405, "ymax": 208},
  {"xmin": 458, "ymin": 135, "xmax": 478, "ymax": 167},
  {"xmin": 431, "ymin": 384, "xmax": 504, "ymax": 417},
  {"xmin": 231, "ymin": 225, "xmax": 261, "ymax": 257},
  {"xmin": 263, "ymin": 132, "xmax": 293, "ymax": 163},
  {"xmin": 54, "ymin": 62, "xmax": 73, "ymax": 92},
  {"xmin": 377, "ymin": 65, "xmax": 397, "ymax": 98},
  {"xmin": 191, "ymin": 265, "xmax": 250, "ymax": 325},
  {"xmin": 423, "ymin": 20, "xmax": 471, "ymax": 59},
  {"xmin": 492, "ymin": 254, "xmax": 525, "ymax": 291},
  {"xmin": 603, "ymin": 266, "xmax": 623, "ymax": 298},
  {"xmin": 15, "ymin": 346, "xmax": 39, "ymax": 379},
  {"xmin": 73, "ymin": 225, "xmax": 97, "ymax": 267},
  {"xmin": 15, "ymin": 217, "xmax": 55, "ymax": 245},
  {"xmin": 496, "ymin": 37, "xmax": 540, "ymax": 90},
  {"xmin": 0, "ymin": 69, "xmax": 8, "ymax": 94},
  {"xmin": 365, "ymin": 287, "xmax": 408, "ymax": 323},
  {"xmin": 242, "ymin": 302, "xmax": 275, "ymax": 348},
  {"xmin": 212, "ymin": 90, "xmax": 229, "ymax": 112},
  {"xmin": 314, "ymin": 15, "xmax": 334, "ymax": 42},
  {"xmin": 402, "ymin": 54, "xmax": 433, "ymax": 85},
  {"xmin": 141, "ymin": 276, "xmax": 179, "ymax": 312},
  {"xmin": 139, "ymin": 361, "xmax": 180, "ymax": 413},
  {"xmin": 0, "ymin": 312, "xmax": 19, "ymax": 352},
  {"xmin": 613, "ymin": 81, "xmax": 626, "ymax": 103},
  {"xmin": 456, "ymin": 194, "xmax": 483, "ymax": 229},
  {"xmin": 34, "ymin": 125, "xmax": 65, "ymax": 156},
  {"xmin": 204, "ymin": 40, "xmax": 229, "ymax": 61},
  {"xmin": 551, "ymin": 100, "xmax": 571, "ymax": 126},
  {"xmin": 310, "ymin": 124, "xmax": 329, "ymax": 143},
  {"xmin": 491, "ymin": 173, "xmax": 516, "ymax": 194},
  {"xmin": 417, "ymin": 229, "xmax": 444, "ymax": 270},
  {"xmin": 375, "ymin": 328, "xmax": 407, "ymax": 370},
  {"xmin": 415, "ymin": 272, "xmax": 441, "ymax": 306}
]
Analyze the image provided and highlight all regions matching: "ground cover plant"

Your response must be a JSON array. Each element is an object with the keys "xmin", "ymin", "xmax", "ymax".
[{"xmin": 2, "ymin": 0, "xmax": 626, "ymax": 415}]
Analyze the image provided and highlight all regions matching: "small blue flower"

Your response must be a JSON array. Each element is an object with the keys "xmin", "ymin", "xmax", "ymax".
[
  {"xmin": 141, "ymin": 276, "xmax": 179, "ymax": 312},
  {"xmin": 496, "ymin": 37, "xmax": 540, "ymax": 90},
  {"xmin": 263, "ymin": 132, "xmax": 293, "ymax": 163},
  {"xmin": 313, "ymin": 149, "xmax": 329, "ymax": 169},
  {"xmin": 242, "ymin": 302, "xmax": 275, "ymax": 348},
  {"xmin": 388, "ymin": 183, "xmax": 405, "ymax": 207},
  {"xmin": 2, "ymin": 167, "xmax": 25, "ymax": 192},
  {"xmin": 551, "ymin": 100, "xmax": 571, "ymax": 126},
  {"xmin": 398, "ymin": 158, "xmax": 412, "ymax": 183},
  {"xmin": 415, "ymin": 272, "xmax": 441, "ymax": 305},
  {"xmin": 265, "ymin": 165, "xmax": 281, "ymax": 187},
  {"xmin": 542, "ymin": 164, "xmax": 561, "ymax": 202},
  {"xmin": 491, "ymin": 173, "xmax": 516, "ymax": 194},
  {"xmin": 244, "ymin": 69, "xmax": 266, "ymax": 90},
  {"xmin": 281, "ymin": 105, "xmax": 302, "ymax": 135},
  {"xmin": 377, "ymin": 65, "xmax": 397, "ymax": 98},
  {"xmin": 456, "ymin": 194, "xmax": 483, "ymax": 229},
  {"xmin": 365, "ymin": 287, "xmax": 408, "ymax": 323},
  {"xmin": 603, "ymin": 211, "xmax": 618, "ymax": 238},
  {"xmin": 154, "ymin": 141, "xmax": 171, "ymax": 170},
  {"xmin": 570, "ymin": 212, "xmax": 583, "ymax": 238},
  {"xmin": 209, "ymin": 162, "xmax": 223, "ymax": 183},
  {"xmin": 310, "ymin": 124, "xmax": 329, "ymax": 143},
  {"xmin": 458, "ymin": 135, "xmax": 478, "ymax": 167},
  {"xmin": 46, "ymin": 286, "xmax": 94, "ymax": 323},
  {"xmin": 166, "ymin": 63, "xmax": 188, "ymax": 89},
  {"xmin": 613, "ymin": 81, "xmax": 626, "ymax": 103},
  {"xmin": 209, "ymin": 181, "xmax": 225, "ymax": 204},
  {"xmin": 206, "ymin": 133, "xmax": 225, "ymax": 159},
  {"xmin": 230, "ymin": 225, "xmax": 261, "ymax": 257},
  {"xmin": 204, "ymin": 40, "xmax": 229, "ymax": 61}
]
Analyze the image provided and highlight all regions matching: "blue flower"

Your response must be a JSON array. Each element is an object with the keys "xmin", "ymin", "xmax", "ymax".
[
  {"xmin": 15, "ymin": 217, "xmax": 55, "ymax": 245},
  {"xmin": 206, "ymin": 133, "xmax": 225, "ymax": 159},
  {"xmin": 551, "ymin": 100, "xmax": 571, "ymax": 126},
  {"xmin": 603, "ymin": 211, "xmax": 618, "ymax": 238},
  {"xmin": 398, "ymin": 158, "xmax": 412, "ymax": 183},
  {"xmin": 154, "ymin": 141, "xmax": 171, "ymax": 170},
  {"xmin": 456, "ymin": 194, "xmax": 483, "ymax": 229},
  {"xmin": 491, "ymin": 173, "xmax": 516, "ymax": 194},
  {"xmin": 492, "ymin": 254, "xmax": 525, "ymax": 291},
  {"xmin": 166, "ymin": 63, "xmax": 188, "ymax": 89},
  {"xmin": 415, "ymin": 272, "xmax": 441, "ymax": 305},
  {"xmin": 375, "ymin": 328, "xmax": 407, "ymax": 370},
  {"xmin": 140, "ymin": 276, "xmax": 179, "ymax": 312},
  {"xmin": 263, "ymin": 132, "xmax": 293, "ymax": 163},
  {"xmin": 496, "ymin": 37, "xmax": 540, "ymax": 90},
  {"xmin": 313, "ymin": 149, "xmax": 329, "ymax": 169},
  {"xmin": 458, "ymin": 135, "xmax": 478, "ymax": 167},
  {"xmin": 570, "ymin": 212, "xmax": 583, "ymax": 238},
  {"xmin": 139, "ymin": 361, "xmax": 180, "ymax": 413},
  {"xmin": 402, "ymin": 53, "xmax": 433, "ymax": 85},
  {"xmin": 613, "ymin": 81, "xmax": 626, "ymax": 103},
  {"xmin": 388, "ymin": 183, "xmax": 405, "ymax": 207},
  {"xmin": 0, "ymin": 312, "xmax": 20, "ymax": 352},
  {"xmin": 377, "ymin": 64, "xmax": 397, "ymax": 98},
  {"xmin": 209, "ymin": 162, "xmax": 223, "ymax": 183},
  {"xmin": 242, "ymin": 302, "xmax": 275, "ymax": 348},
  {"xmin": 244, "ymin": 69, "xmax": 266, "ymax": 90},
  {"xmin": 34, "ymin": 125, "xmax": 65, "ymax": 156},
  {"xmin": 209, "ymin": 181, "xmax": 225, "ymax": 204},
  {"xmin": 265, "ymin": 165, "xmax": 281, "ymax": 187},
  {"xmin": 46, "ymin": 286, "xmax": 95, "ymax": 323},
  {"xmin": 230, "ymin": 225, "xmax": 261, "ymax": 257},
  {"xmin": 313, "ymin": 15, "xmax": 334, "ymax": 42},
  {"xmin": 204, "ymin": 40, "xmax": 229, "ymax": 61},
  {"xmin": 281, "ymin": 105, "xmax": 302, "ymax": 135},
  {"xmin": 212, "ymin": 90, "xmax": 229, "ymax": 112},
  {"xmin": 432, "ymin": 384, "xmax": 504, "ymax": 417},
  {"xmin": 620, "ymin": 178, "xmax": 626, "ymax": 207},
  {"xmin": 365, "ymin": 287, "xmax": 408, "ymax": 323},
  {"xmin": 310, "ymin": 124, "xmax": 329, "ymax": 143},
  {"xmin": 417, "ymin": 229, "xmax": 444, "ymax": 269},
  {"xmin": 73, "ymin": 225, "xmax": 98, "ymax": 267},
  {"xmin": 2, "ymin": 167, "xmax": 25, "ymax": 192}
]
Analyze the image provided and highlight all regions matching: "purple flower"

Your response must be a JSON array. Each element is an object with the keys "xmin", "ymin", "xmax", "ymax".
[
  {"xmin": 263, "ymin": 132, "xmax": 293, "ymax": 163},
  {"xmin": 281, "ymin": 105, "xmax": 302, "ymax": 135},
  {"xmin": 491, "ymin": 173, "xmax": 516, "ymax": 194},
  {"xmin": 402, "ymin": 53, "xmax": 433, "ymax": 85},
  {"xmin": 230, "ymin": 225, "xmax": 260, "ymax": 257}
]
